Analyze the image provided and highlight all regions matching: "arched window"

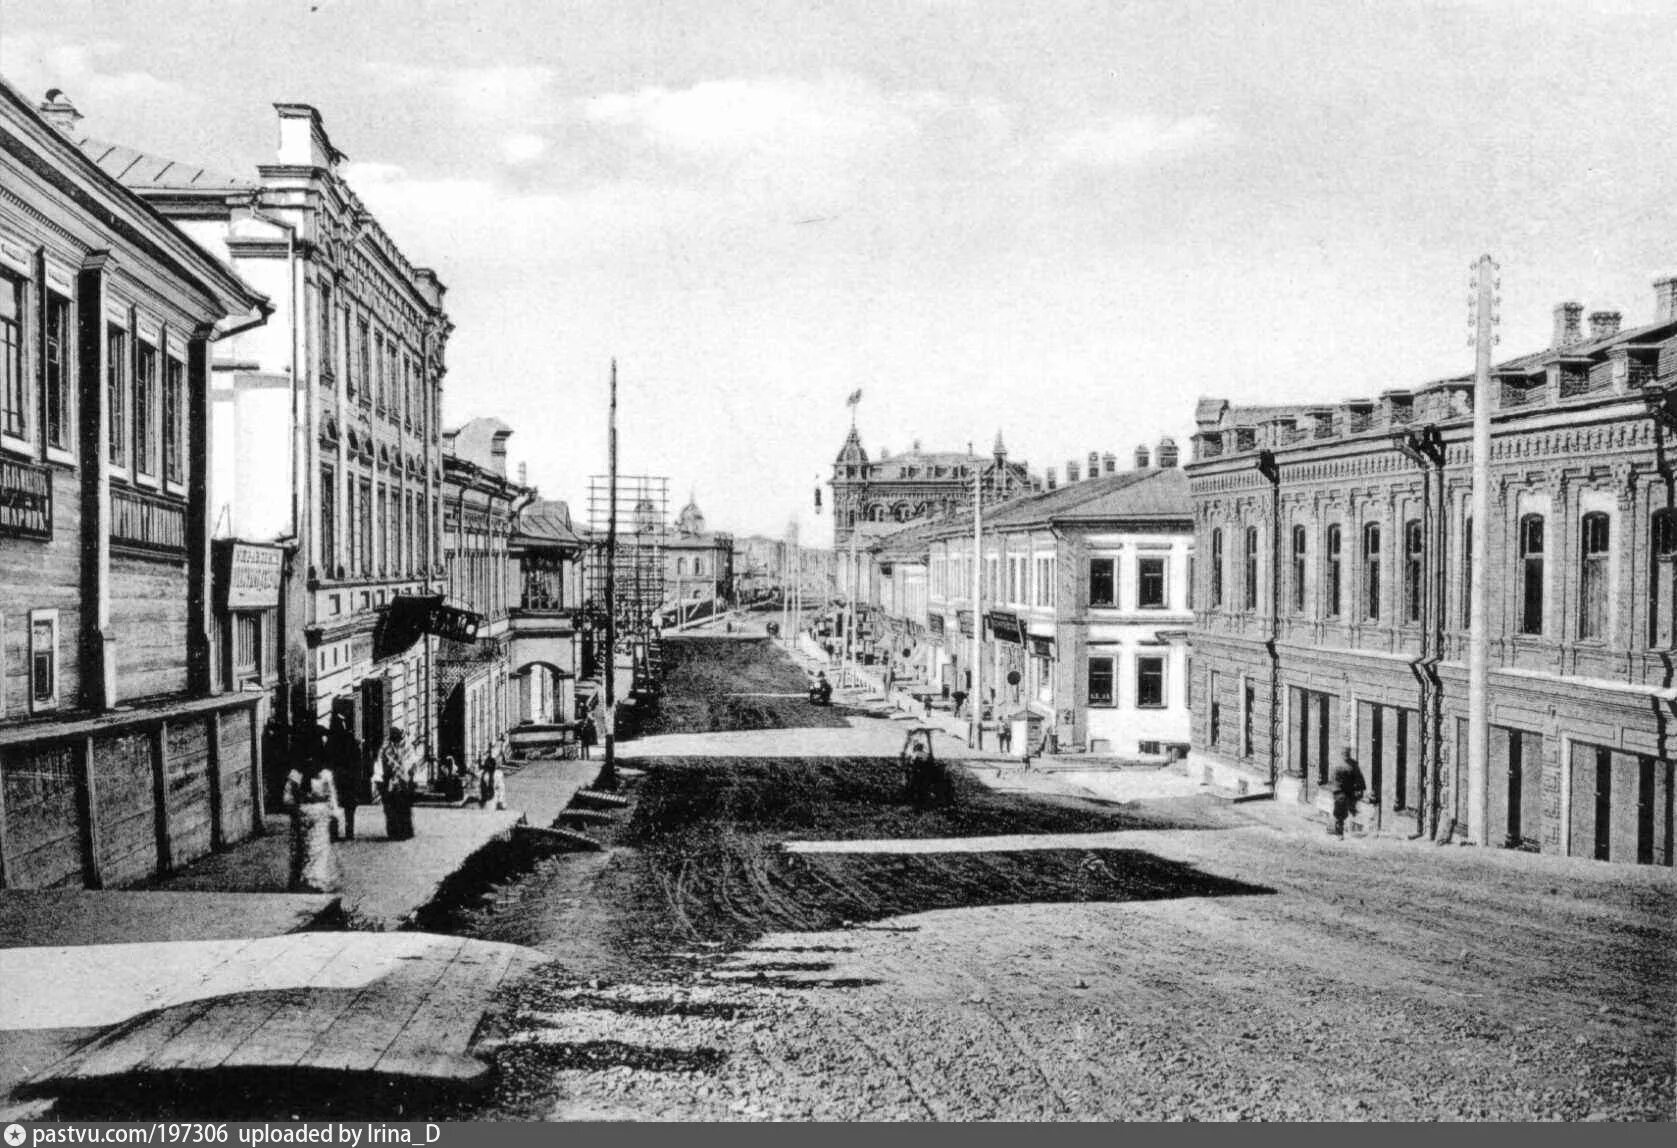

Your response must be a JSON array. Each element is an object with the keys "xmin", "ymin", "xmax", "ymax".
[
  {"xmin": 676, "ymin": 557, "xmax": 687, "ymax": 576},
  {"xmin": 1326, "ymin": 524, "xmax": 1342, "ymax": 618},
  {"xmin": 1211, "ymin": 528, "xmax": 1224, "ymax": 608},
  {"xmin": 1291, "ymin": 524, "xmax": 1307, "ymax": 614},
  {"xmin": 1518, "ymin": 514, "xmax": 1544, "ymax": 635},
  {"xmin": 1403, "ymin": 519, "xmax": 1423, "ymax": 624},
  {"xmin": 1579, "ymin": 513, "xmax": 1609, "ymax": 640},
  {"xmin": 1243, "ymin": 525, "xmax": 1259, "ymax": 611},
  {"xmin": 1652, "ymin": 511, "xmax": 1677, "ymax": 647},
  {"xmin": 1362, "ymin": 522, "xmax": 1381, "ymax": 621}
]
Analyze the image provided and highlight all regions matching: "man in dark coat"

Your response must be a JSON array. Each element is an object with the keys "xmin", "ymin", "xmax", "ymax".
[
  {"xmin": 1329, "ymin": 749, "xmax": 1367, "ymax": 838},
  {"xmin": 325, "ymin": 712, "xmax": 362, "ymax": 840}
]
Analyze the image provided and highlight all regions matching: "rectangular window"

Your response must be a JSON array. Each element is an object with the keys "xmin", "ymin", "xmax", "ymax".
[
  {"xmin": 1461, "ymin": 516, "xmax": 1473, "ymax": 630},
  {"xmin": 233, "ymin": 612, "xmax": 261, "ymax": 677},
  {"xmin": 1242, "ymin": 681, "xmax": 1255, "ymax": 756},
  {"xmin": 1291, "ymin": 525, "xmax": 1307, "ymax": 614},
  {"xmin": 373, "ymin": 331, "xmax": 385, "ymax": 413},
  {"xmin": 1519, "ymin": 514, "xmax": 1544, "ymax": 636},
  {"xmin": 1138, "ymin": 556, "xmax": 1167, "ymax": 609},
  {"xmin": 1243, "ymin": 526, "xmax": 1259, "ymax": 611},
  {"xmin": 1326, "ymin": 524, "xmax": 1342, "ymax": 618},
  {"xmin": 1363, "ymin": 522, "xmax": 1381, "ymax": 621},
  {"xmin": 163, "ymin": 357, "xmax": 184, "ymax": 483},
  {"xmin": 134, "ymin": 343, "xmax": 158, "ymax": 475},
  {"xmin": 1579, "ymin": 513, "xmax": 1609, "ymax": 640},
  {"xmin": 1187, "ymin": 554, "xmax": 1196, "ymax": 610},
  {"xmin": 1088, "ymin": 657, "xmax": 1115, "ymax": 707},
  {"xmin": 1403, "ymin": 519, "xmax": 1423, "ymax": 624},
  {"xmin": 1136, "ymin": 655, "xmax": 1165, "ymax": 708},
  {"xmin": 320, "ymin": 464, "xmax": 337, "ymax": 577},
  {"xmin": 356, "ymin": 319, "xmax": 371, "ymax": 404},
  {"xmin": 359, "ymin": 477, "xmax": 374, "ymax": 576},
  {"xmin": 1089, "ymin": 557, "xmax": 1116, "ymax": 607},
  {"xmin": 1211, "ymin": 529, "xmax": 1224, "ymax": 607},
  {"xmin": 318, "ymin": 283, "xmax": 335, "ymax": 378},
  {"xmin": 29, "ymin": 609, "xmax": 59, "ymax": 711},
  {"xmin": 1209, "ymin": 670, "xmax": 1222, "ymax": 746},
  {"xmin": 44, "ymin": 292, "xmax": 71, "ymax": 451},
  {"xmin": 0, "ymin": 273, "xmax": 24, "ymax": 440},
  {"xmin": 106, "ymin": 325, "xmax": 127, "ymax": 466}
]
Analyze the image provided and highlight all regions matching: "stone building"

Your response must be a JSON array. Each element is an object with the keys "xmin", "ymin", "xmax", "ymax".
[
  {"xmin": 662, "ymin": 495, "xmax": 734, "ymax": 624},
  {"xmin": 57, "ymin": 93, "xmax": 451, "ymax": 796},
  {"xmin": 509, "ymin": 495, "xmax": 583, "ymax": 738},
  {"xmin": 437, "ymin": 418, "xmax": 530, "ymax": 773},
  {"xmin": 830, "ymin": 429, "xmax": 1037, "ymax": 550},
  {"xmin": 922, "ymin": 442, "xmax": 1193, "ymax": 756},
  {"xmin": 1187, "ymin": 289, "xmax": 1677, "ymax": 867},
  {"xmin": 0, "ymin": 80, "xmax": 272, "ymax": 887}
]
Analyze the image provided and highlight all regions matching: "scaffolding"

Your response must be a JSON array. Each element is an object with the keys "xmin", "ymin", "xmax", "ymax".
[{"xmin": 585, "ymin": 475, "xmax": 670, "ymax": 659}]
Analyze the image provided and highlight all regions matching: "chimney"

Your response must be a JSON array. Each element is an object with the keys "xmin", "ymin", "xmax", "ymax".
[
  {"xmin": 1655, "ymin": 276, "xmax": 1677, "ymax": 323},
  {"xmin": 1156, "ymin": 437, "xmax": 1180, "ymax": 468},
  {"xmin": 1045, "ymin": 467, "xmax": 1057, "ymax": 490},
  {"xmin": 1552, "ymin": 301, "xmax": 1584, "ymax": 349},
  {"xmin": 1066, "ymin": 459, "xmax": 1080, "ymax": 483},
  {"xmin": 1087, "ymin": 451, "xmax": 1099, "ymax": 481},
  {"xmin": 38, "ymin": 89, "xmax": 83, "ymax": 134},
  {"xmin": 1133, "ymin": 443, "xmax": 1151, "ymax": 470},
  {"xmin": 1588, "ymin": 310, "xmax": 1622, "ymax": 342},
  {"xmin": 518, "ymin": 461, "xmax": 528, "ymax": 485},
  {"xmin": 1102, "ymin": 452, "xmax": 1117, "ymax": 475}
]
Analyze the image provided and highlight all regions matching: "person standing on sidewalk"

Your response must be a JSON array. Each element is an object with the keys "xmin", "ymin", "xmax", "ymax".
[
  {"xmin": 326, "ymin": 711, "xmax": 361, "ymax": 840},
  {"xmin": 283, "ymin": 757, "xmax": 342, "ymax": 893},
  {"xmin": 1329, "ymin": 749, "xmax": 1367, "ymax": 838}
]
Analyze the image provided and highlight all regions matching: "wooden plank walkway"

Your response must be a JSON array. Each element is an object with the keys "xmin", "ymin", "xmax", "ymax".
[{"xmin": 21, "ymin": 932, "xmax": 545, "ymax": 1093}]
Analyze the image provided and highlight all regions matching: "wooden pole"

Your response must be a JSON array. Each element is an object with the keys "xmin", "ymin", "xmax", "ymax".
[
  {"xmin": 602, "ymin": 360, "xmax": 618, "ymax": 789},
  {"xmin": 1466, "ymin": 256, "xmax": 1497, "ymax": 844},
  {"xmin": 970, "ymin": 461, "xmax": 983, "ymax": 750}
]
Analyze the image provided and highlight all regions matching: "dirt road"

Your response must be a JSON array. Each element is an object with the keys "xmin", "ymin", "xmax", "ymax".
[{"xmin": 447, "ymin": 637, "xmax": 1675, "ymax": 1121}]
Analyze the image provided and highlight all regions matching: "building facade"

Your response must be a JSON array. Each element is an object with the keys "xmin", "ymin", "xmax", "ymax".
[
  {"xmin": 1187, "ymin": 290, "xmax": 1677, "ymax": 867},
  {"xmin": 663, "ymin": 496, "xmax": 734, "ymax": 624},
  {"xmin": 437, "ymin": 418, "xmax": 529, "ymax": 772},
  {"xmin": 62, "ymin": 96, "xmax": 452, "ymax": 794},
  {"xmin": 1, "ymin": 80, "xmax": 272, "ymax": 888},
  {"xmin": 831, "ymin": 429, "xmax": 1037, "ymax": 550},
  {"xmin": 509, "ymin": 496, "xmax": 583, "ymax": 737},
  {"xmin": 922, "ymin": 444, "xmax": 1193, "ymax": 756}
]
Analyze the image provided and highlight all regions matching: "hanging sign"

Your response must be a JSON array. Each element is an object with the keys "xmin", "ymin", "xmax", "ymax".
[
  {"xmin": 957, "ymin": 609, "xmax": 974, "ymax": 637},
  {"xmin": 986, "ymin": 610, "xmax": 1025, "ymax": 645}
]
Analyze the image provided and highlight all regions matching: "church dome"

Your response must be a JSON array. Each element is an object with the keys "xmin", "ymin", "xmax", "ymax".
[{"xmin": 676, "ymin": 496, "xmax": 707, "ymax": 537}]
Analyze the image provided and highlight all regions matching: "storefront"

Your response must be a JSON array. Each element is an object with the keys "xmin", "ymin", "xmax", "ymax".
[{"xmin": 214, "ymin": 541, "xmax": 283, "ymax": 694}]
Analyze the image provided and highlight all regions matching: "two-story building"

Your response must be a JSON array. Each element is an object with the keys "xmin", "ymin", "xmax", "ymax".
[
  {"xmin": 1187, "ymin": 289, "xmax": 1677, "ymax": 867},
  {"xmin": 60, "ymin": 93, "xmax": 451, "ymax": 796},
  {"xmin": 925, "ymin": 441, "xmax": 1193, "ymax": 755},
  {"xmin": 509, "ymin": 496, "xmax": 584, "ymax": 737},
  {"xmin": 1, "ymin": 79, "xmax": 272, "ymax": 888}
]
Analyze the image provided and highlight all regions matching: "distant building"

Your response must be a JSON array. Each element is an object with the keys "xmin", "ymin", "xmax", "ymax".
[
  {"xmin": 0, "ymin": 80, "xmax": 271, "ymax": 887},
  {"xmin": 1187, "ymin": 289, "xmax": 1677, "ymax": 867},
  {"xmin": 663, "ymin": 495, "xmax": 734, "ymax": 623},
  {"xmin": 509, "ymin": 496, "xmax": 584, "ymax": 734},
  {"xmin": 830, "ymin": 429, "xmax": 1037, "ymax": 550}
]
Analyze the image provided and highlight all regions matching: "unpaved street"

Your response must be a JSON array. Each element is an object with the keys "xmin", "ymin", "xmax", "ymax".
[{"xmin": 446, "ymin": 636, "xmax": 1675, "ymax": 1121}]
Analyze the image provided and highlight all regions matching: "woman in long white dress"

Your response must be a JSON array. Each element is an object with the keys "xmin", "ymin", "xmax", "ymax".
[{"xmin": 283, "ymin": 760, "xmax": 342, "ymax": 893}]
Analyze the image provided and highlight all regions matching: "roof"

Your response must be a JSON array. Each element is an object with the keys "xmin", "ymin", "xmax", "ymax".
[
  {"xmin": 1050, "ymin": 467, "xmax": 1190, "ymax": 523},
  {"xmin": 919, "ymin": 468, "xmax": 1189, "ymax": 541},
  {"xmin": 71, "ymin": 134, "xmax": 255, "ymax": 195},
  {"xmin": 515, "ymin": 499, "xmax": 580, "ymax": 546}
]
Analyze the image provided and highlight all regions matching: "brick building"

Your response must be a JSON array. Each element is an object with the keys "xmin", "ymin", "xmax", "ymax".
[
  {"xmin": 0, "ymin": 80, "xmax": 271, "ymax": 887},
  {"xmin": 831, "ymin": 428, "xmax": 1037, "ymax": 550},
  {"xmin": 1187, "ymin": 288, "xmax": 1677, "ymax": 866}
]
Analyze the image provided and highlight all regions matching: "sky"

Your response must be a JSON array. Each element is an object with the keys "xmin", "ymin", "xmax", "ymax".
[{"xmin": 5, "ymin": 0, "xmax": 1676, "ymax": 543}]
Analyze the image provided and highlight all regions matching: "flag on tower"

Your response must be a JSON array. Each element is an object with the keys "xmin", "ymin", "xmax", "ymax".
[{"xmin": 846, "ymin": 388, "xmax": 863, "ymax": 407}]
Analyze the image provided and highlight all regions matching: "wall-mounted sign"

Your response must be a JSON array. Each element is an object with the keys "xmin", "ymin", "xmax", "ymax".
[
  {"xmin": 0, "ymin": 457, "xmax": 52, "ymax": 540},
  {"xmin": 957, "ymin": 609, "xmax": 974, "ymax": 637},
  {"xmin": 986, "ymin": 610, "xmax": 1025, "ymax": 645},
  {"xmin": 218, "ymin": 541, "xmax": 284, "ymax": 609},
  {"xmin": 1030, "ymin": 635, "xmax": 1056, "ymax": 659},
  {"xmin": 928, "ymin": 614, "xmax": 945, "ymax": 636}
]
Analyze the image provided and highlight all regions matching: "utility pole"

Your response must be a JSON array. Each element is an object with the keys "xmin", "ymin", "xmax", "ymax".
[
  {"xmin": 601, "ymin": 359, "xmax": 619, "ymax": 790},
  {"xmin": 969, "ymin": 459, "xmax": 984, "ymax": 750},
  {"xmin": 1465, "ymin": 256, "xmax": 1498, "ymax": 844}
]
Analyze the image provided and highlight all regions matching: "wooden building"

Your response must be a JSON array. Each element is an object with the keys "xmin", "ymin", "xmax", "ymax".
[
  {"xmin": 1187, "ymin": 290, "xmax": 1677, "ymax": 866},
  {"xmin": 0, "ymin": 81, "xmax": 271, "ymax": 888}
]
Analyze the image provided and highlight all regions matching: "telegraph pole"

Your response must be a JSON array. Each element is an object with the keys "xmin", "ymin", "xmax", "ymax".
[
  {"xmin": 969, "ymin": 459, "xmax": 984, "ymax": 750},
  {"xmin": 1464, "ymin": 256, "xmax": 1497, "ymax": 844},
  {"xmin": 601, "ymin": 359, "xmax": 619, "ymax": 789}
]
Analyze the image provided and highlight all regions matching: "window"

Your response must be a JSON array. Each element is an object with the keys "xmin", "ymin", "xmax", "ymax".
[
  {"xmin": 1187, "ymin": 555, "xmax": 1196, "ymax": 610},
  {"xmin": 1211, "ymin": 529, "xmax": 1224, "ymax": 607},
  {"xmin": 1519, "ymin": 514, "xmax": 1544, "ymax": 635},
  {"xmin": 163, "ymin": 358, "xmax": 184, "ymax": 483},
  {"xmin": 1403, "ymin": 519, "xmax": 1423, "ymax": 624},
  {"xmin": 29, "ymin": 609, "xmax": 58, "ymax": 711},
  {"xmin": 1136, "ymin": 655, "xmax": 1165, "ymax": 708},
  {"xmin": 358, "ymin": 477, "xmax": 373, "ymax": 575},
  {"xmin": 233, "ymin": 613, "xmax": 261, "ymax": 678},
  {"xmin": 1243, "ymin": 526, "xmax": 1259, "ymax": 610},
  {"xmin": 135, "ymin": 343, "xmax": 158, "ymax": 475},
  {"xmin": 1362, "ymin": 522, "xmax": 1381, "ymax": 621},
  {"xmin": 1652, "ymin": 512, "xmax": 1677, "ymax": 647},
  {"xmin": 1209, "ymin": 670, "xmax": 1222, "ymax": 746},
  {"xmin": 1326, "ymin": 524, "xmax": 1342, "ymax": 618},
  {"xmin": 695, "ymin": 558, "xmax": 704, "ymax": 576},
  {"xmin": 321, "ymin": 464, "xmax": 337, "ymax": 576},
  {"xmin": 1035, "ymin": 556, "xmax": 1055, "ymax": 607},
  {"xmin": 676, "ymin": 557, "xmax": 687, "ymax": 576},
  {"xmin": 1, "ymin": 274, "xmax": 26, "ymax": 439},
  {"xmin": 1088, "ymin": 657, "xmax": 1115, "ymax": 707},
  {"xmin": 1089, "ymin": 558, "xmax": 1116, "ymax": 607},
  {"xmin": 1291, "ymin": 525, "xmax": 1307, "ymax": 614},
  {"xmin": 1461, "ymin": 516, "xmax": 1473, "ymax": 629},
  {"xmin": 106, "ymin": 326, "xmax": 127, "ymax": 466},
  {"xmin": 373, "ymin": 331, "xmax": 386, "ymax": 413},
  {"xmin": 318, "ymin": 283, "xmax": 335, "ymax": 378},
  {"xmin": 1139, "ymin": 556, "xmax": 1167, "ymax": 609},
  {"xmin": 355, "ymin": 319, "xmax": 370, "ymax": 404},
  {"xmin": 1577, "ymin": 513, "xmax": 1609, "ymax": 640},
  {"xmin": 44, "ymin": 293, "xmax": 71, "ymax": 451},
  {"xmin": 1242, "ymin": 681, "xmax": 1255, "ymax": 756}
]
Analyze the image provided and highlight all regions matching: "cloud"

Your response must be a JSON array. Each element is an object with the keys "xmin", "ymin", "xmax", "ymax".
[
  {"xmin": 0, "ymin": 32, "xmax": 185, "ymax": 109},
  {"xmin": 499, "ymin": 132, "xmax": 547, "ymax": 165},
  {"xmin": 366, "ymin": 61, "xmax": 559, "ymax": 121},
  {"xmin": 1050, "ymin": 112, "xmax": 1218, "ymax": 168}
]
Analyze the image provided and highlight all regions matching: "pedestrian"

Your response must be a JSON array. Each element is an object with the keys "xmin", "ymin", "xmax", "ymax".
[
  {"xmin": 380, "ymin": 728, "xmax": 416, "ymax": 840},
  {"xmin": 478, "ymin": 749, "xmax": 505, "ymax": 810},
  {"xmin": 997, "ymin": 716, "xmax": 1013, "ymax": 755},
  {"xmin": 951, "ymin": 689, "xmax": 967, "ymax": 719},
  {"xmin": 884, "ymin": 662, "xmax": 895, "ymax": 698},
  {"xmin": 577, "ymin": 717, "xmax": 596, "ymax": 759},
  {"xmin": 282, "ymin": 756, "xmax": 342, "ymax": 893},
  {"xmin": 325, "ymin": 710, "xmax": 361, "ymax": 840},
  {"xmin": 1329, "ymin": 748, "xmax": 1367, "ymax": 838}
]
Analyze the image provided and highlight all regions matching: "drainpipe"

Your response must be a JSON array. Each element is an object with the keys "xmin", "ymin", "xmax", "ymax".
[
  {"xmin": 1258, "ymin": 449, "xmax": 1281, "ymax": 789},
  {"xmin": 1398, "ymin": 425, "xmax": 1447, "ymax": 838}
]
